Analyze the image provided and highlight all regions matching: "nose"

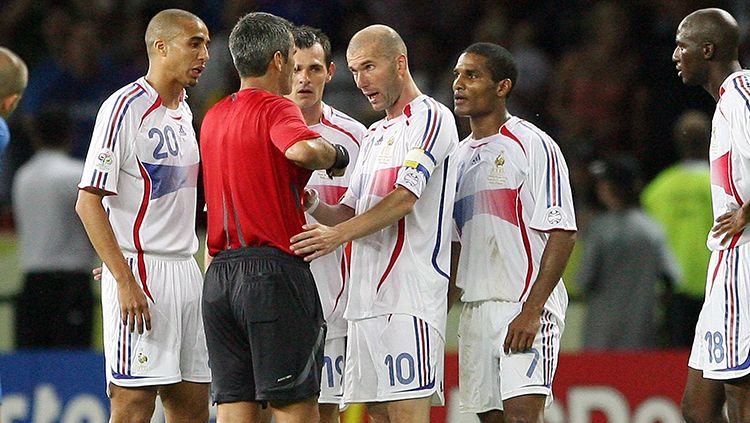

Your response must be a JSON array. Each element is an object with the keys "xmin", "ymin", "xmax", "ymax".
[
  {"xmin": 354, "ymin": 72, "xmax": 367, "ymax": 90},
  {"xmin": 452, "ymin": 75, "xmax": 464, "ymax": 91},
  {"xmin": 200, "ymin": 44, "xmax": 209, "ymax": 62},
  {"xmin": 672, "ymin": 46, "xmax": 679, "ymax": 63}
]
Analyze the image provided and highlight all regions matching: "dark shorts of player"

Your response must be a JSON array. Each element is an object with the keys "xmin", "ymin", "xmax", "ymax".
[
  {"xmin": 15, "ymin": 271, "xmax": 93, "ymax": 348},
  {"xmin": 202, "ymin": 246, "xmax": 326, "ymax": 404}
]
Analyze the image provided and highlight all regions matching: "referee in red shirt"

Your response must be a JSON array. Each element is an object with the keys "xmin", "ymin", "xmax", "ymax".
[{"xmin": 200, "ymin": 12, "xmax": 349, "ymax": 423}]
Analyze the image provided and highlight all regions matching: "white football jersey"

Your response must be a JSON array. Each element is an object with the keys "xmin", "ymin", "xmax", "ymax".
[
  {"xmin": 341, "ymin": 95, "xmax": 458, "ymax": 337},
  {"xmin": 307, "ymin": 103, "xmax": 365, "ymax": 339},
  {"xmin": 79, "ymin": 77, "xmax": 200, "ymax": 258},
  {"xmin": 452, "ymin": 117, "xmax": 575, "ymax": 318},
  {"xmin": 708, "ymin": 70, "xmax": 750, "ymax": 251}
]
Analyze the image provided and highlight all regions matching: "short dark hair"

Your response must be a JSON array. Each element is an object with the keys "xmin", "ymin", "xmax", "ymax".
[
  {"xmin": 229, "ymin": 12, "xmax": 293, "ymax": 78},
  {"xmin": 294, "ymin": 25, "xmax": 332, "ymax": 66},
  {"xmin": 463, "ymin": 42, "xmax": 517, "ymax": 94},
  {"xmin": 589, "ymin": 156, "xmax": 643, "ymax": 207}
]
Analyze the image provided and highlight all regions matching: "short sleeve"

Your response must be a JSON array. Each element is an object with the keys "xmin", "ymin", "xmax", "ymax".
[
  {"xmin": 526, "ymin": 138, "xmax": 577, "ymax": 231},
  {"xmin": 396, "ymin": 100, "xmax": 458, "ymax": 198},
  {"xmin": 78, "ymin": 92, "xmax": 138, "ymax": 195},
  {"xmin": 728, "ymin": 92, "xmax": 750, "ymax": 159},
  {"xmin": 269, "ymin": 97, "xmax": 321, "ymax": 153}
]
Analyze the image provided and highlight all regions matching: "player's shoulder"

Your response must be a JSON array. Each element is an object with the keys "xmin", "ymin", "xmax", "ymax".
[
  {"xmin": 406, "ymin": 95, "xmax": 453, "ymax": 120},
  {"xmin": 100, "ymin": 78, "xmax": 156, "ymax": 116},
  {"xmin": 322, "ymin": 103, "xmax": 367, "ymax": 140},
  {"xmin": 721, "ymin": 70, "xmax": 750, "ymax": 105},
  {"xmin": 501, "ymin": 116, "xmax": 560, "ymax": 153}
]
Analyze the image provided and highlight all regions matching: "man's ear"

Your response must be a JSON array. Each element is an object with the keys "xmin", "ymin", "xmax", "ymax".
[
  {"xmin": 326, "ymin": 62, "xmax": 336, "ymax": 83},
  {"xmin": 497, "ymin": 79, "xmax": 513, "ymax": 98},
  {"xmin": 273, "ymin": 50, "xmax": 284, "ymax": 71},
  {"xmin": 154, "ymin": 39, "xmax": 167, "ymax": 57},
  {"xmin": 703, "ymin": 42, "xmax": 715, "ymax": 60},
  {"xmin": 0, "ymin": 93, "xmax": 20, "ymax": 116}
]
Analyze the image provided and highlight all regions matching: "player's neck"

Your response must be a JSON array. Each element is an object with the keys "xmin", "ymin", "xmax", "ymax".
[
  {"xmin": 301, "ymin": 102, "xmax": 324, "ymax": 126},
  {"xmin": 385, "ymin": 79, "xmax": 422, "ymax": 120},
  {"xmin": 470, "ymin": 110, "xmax": 511, "ymax": 139},
  {"xmin": 706, "ymin": 61, "xmax": 742, "ymax": 102},
  {"xmin": 145, "ymin": 71, "xmax": 183, "ymax": 109}
]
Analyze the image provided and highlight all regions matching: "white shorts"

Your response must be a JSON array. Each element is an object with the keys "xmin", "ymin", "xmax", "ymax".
[
  {"xmin": 343, "ymin": 314, "xmax": 444, "ymax": 405},
  {"xmin": 102, "ymin": 254, "xmax": 210, "ymax": 390},
  {"xmin": 688, "ymin": 246, "xmax": 750, "ymax": 380},
  {"xmin": 320, "ymin": 336, "xmax": 346, "ymax": 404},
  {"xmin": 458, "ymin": 300, "xmax": 562, "ymax": 413}
]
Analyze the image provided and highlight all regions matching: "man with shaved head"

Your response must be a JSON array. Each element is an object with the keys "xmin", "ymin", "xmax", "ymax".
[
  {"xmin": 76, "ymin": 9, "xmax": 211, "ymax": 422},
  {"xmin": 0, "ymin": 46, "xmax": 27, "ymax": 164},
  {"xmin": 291, "ymin": 24, "xmax": 459, "ymax": 423},
  {"xmin": 673, "ymin": 8, "xmax": 750, "ymax": 423},
  {"xmin": 0, "ymin": 45, "xmax": 26, "ymax": 423}
]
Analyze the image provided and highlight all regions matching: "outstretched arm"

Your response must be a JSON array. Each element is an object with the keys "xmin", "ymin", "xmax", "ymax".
[
  {"xmin": 291, "ymin": 186, "xmax": 417, "ymax": 261},
  {"xmin": 503, "ymin": 229, "xmax": 576, "ymax": 354}
]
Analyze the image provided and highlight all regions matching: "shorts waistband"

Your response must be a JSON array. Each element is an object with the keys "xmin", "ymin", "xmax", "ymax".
[
  {"xmin": 122, "ymin": 251, "xmax": 196, "ymax": 262},
  {"xmin": 212, "ymin": 246, "xmax": 308, "ymax": 267}
]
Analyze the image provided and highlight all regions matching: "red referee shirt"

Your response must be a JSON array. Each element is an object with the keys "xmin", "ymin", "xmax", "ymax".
[{"xmin": 201, "ymin": 88, "xmax": 321, "ymax": 256}]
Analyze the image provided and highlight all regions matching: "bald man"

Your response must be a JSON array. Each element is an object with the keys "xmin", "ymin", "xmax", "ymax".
[
  {"xmin": 291, "ymin": 25, "xmax": 459, "ymax": 423},
  {"xmin": 75, "ymin": 9, "xmax": 211, "ymax": 423},
  {"xmin": 674, "ymin": 8, "xmax": 750, "ymax": 423},
  {"xmin": 0, "ymin": 46, "xmax": 28, "ymax": 164}
]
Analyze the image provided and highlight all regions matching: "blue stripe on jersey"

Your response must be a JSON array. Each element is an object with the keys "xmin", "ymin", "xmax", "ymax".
[
  {"xmin": 102, "ymin": 84, "xmax": 138, "ymax": 149},
  {"xmin": 421, "ymin": 107, "xmax": 433, "ymax": 147},
  {"xmin": 413, "ymin": 316, "xmax": 423, "ymax": 387},
  {"xmin": 431, "ymin": 157, "xmax": 450, "ymax": 279},
  {"xmin": 111, "ymin": 370, "xmax": 150, "ymax": 380},
  {"xmin": 453, "ymin": 193, "xmax": 474, "ymax": 233},
  {"xmin": 141, "ymin": 162, "xmax": 199, "ymax": 199},
  {"xmin": 734, "ymin": 246, "xmax": 740, "ymax": 367},
  {"xmin": 539, "ymin": 136, "xmax": 552, "ymax": 208},
  {"xmin": 732, "ymin": 77, "xmax": 750, "ymax": 112}
]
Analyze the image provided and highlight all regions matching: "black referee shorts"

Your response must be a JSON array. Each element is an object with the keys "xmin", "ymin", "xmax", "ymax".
[{"xmin": 202, "ymin": 246, "xmax": 326, "ymax": 404}]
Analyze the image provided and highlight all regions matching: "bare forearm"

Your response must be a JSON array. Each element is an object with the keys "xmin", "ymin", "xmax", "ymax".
[
  {"xmin": 310, "ymin": 201, "xmax": 355, "ymax": 226},
  {"xmin": 522, "ymin": 230, "xmax": 576, "ymax": 314},
  {"xmin": 448, "ymin": 241, "xmax": 462, "ymax": 310},
  {"xmin": 75, "ymin": 190, "xmax": 131, "ymax": 282},
  {"xmin": 286, "ymin": 137, "xmax": 336, "ymax": 170},
  {"xmin": 334, "ymin": 186, "xmax": 416, "ymax": 244}
]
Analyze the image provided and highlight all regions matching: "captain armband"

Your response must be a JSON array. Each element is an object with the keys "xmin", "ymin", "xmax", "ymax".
[{"xmin": 402, "ymin": 148, "xmax": 436, "ymax": 180}]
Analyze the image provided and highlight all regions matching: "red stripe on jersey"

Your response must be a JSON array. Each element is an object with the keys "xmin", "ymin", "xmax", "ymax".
[
  {"xmin": 736, "ymin": 75, "xmax": 750, "ymax": 101},
  {"xmin": 711, "ymin": 152, "xmax": 733, "ymax": 197},
  {"xmin": 516, "ymin": 196, "xmax": 534, "ymax": 301},
  {"xmin": 369, "ymin": 167, "xmax": 400, "ymax": 198},
  {"xmin": 140, "ymin": 97, "xmax": 162, "ymax": 127},
  {"xmin": 106, "ymin": 86, "xmax": 143, "ymax": 149},
  {"xmin": 404, "ymin": 104, "xmax": 412, "ymax": 118},
  {"xmin": 550, "ymin": 147, "xmax": 559, "ymax": 207},
  {"xmin": 709, "ymin": 250, "xmax": 725, "ymax": 294},
  {"xmin": 478, "ymin": 188, "xmax": 519, "ymax": 226},
  {"xmin": 729, "ymin": 250, "xmax": 736, "ymax": 366},
  {"xmin": 421, "ymin": 101, "xmax": 439, "ymax": 151},
  {"xmin": 120, "ymin": 322, "xmax": 127, "ymax": 374},
  {"xmin": 322, "ymin": 116, "xmax": 360, "ymax": 146},
  {"xmin": 331, "ymin": 242, "xmax": 351, "ymax": 316},
  {"xmin": 500, "ymin": 126, "xmax": 526, "ymax": 156},
  {"xmin": 728, "ymin": 150, "xmax": 744, "ymax": 206},
  {"xmin": 377, "ymin": 218, "xmax": 405, "ymax": 292},
  {"xmin": 134, "ymin": 160, "xmax": 155, "ymax": 303}
]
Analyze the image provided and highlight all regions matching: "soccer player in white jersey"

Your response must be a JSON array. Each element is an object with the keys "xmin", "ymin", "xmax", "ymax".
[
  {"xmin": 449, "ymin": 43, "xmax": 577, "ymax": 423},
  {"xmin": 674, "ymin": 8, "xmax": 750, "ymax": 423},
  {"xmin": 286, "ymin": 26, "xmax": 365, "ymax": 423},
  {"xmin": 290, "ymin": 25, "xmax": 458, "ymax": 423},
  {"xmin": 75, "ymin": 9, "xmax": 210, "ymax": 423}
]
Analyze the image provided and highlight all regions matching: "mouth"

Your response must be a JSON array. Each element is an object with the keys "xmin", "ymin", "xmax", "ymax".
[
  {"xmin": 454, "ymin": 94, "xmax": 467, "ymax": 105},
  {"xmin": 363, "ymin": 91, "xmax": 379, "ymax": 102},
  {"xmin": 190, "ymin": 66, "xmax": 205, "ymax": 79},
  {"xmin": 297, "ymin": 88, "xmax": 314, "ymax": 95}
]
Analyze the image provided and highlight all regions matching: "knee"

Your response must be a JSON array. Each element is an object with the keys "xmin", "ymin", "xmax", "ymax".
[
  {"xmin": 166, "ymin": 404, "xmax": 209, "ymax": 423},
  {"xmin": 502, "ymin": 409, "xmax": 543, "ymax": 423},
  {"xmin": 681, "ymin": 397, "xmax": 722, "ymax": 423}
]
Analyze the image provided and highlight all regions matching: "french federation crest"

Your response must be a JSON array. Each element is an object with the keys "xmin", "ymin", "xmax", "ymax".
[{"xmin": 488, "ymin": 151, "xmax": 507, "ymax": 185}]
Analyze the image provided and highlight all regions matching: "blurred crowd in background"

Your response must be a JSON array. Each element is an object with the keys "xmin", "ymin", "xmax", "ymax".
[{"xmin": 2, "ymin": 0, "xmax": 750, "ymax": 350}]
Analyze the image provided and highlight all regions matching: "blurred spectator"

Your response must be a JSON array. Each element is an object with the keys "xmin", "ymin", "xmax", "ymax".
[
  {"xmin": 12, "ymin": 106, "xmax": 95, "ymax": 348},
  {"xmin": 577, "ymin": 156, "xmax": 680, "ymax": 350},
  {"xmin": 642, "ymin": 110, "xmax": 713, "ymax": 348},
  {"xmin": 547, "ymin": 1, "xmax": 648, "ymax": 159},
  {"xmin": 20, "ymin": 19, "xmax": 118, "ymax": 159}
]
